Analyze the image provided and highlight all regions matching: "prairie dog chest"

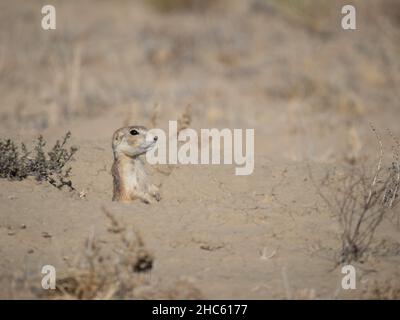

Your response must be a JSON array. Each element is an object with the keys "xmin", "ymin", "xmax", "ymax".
[{"xmin": 122, "ymin": 158, "xmax": 147, "ymax": 190}]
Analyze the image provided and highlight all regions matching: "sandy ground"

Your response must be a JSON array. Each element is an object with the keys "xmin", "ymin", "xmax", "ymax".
[{"xmin": 0, "ymin": 0, "xmax": 400, "ymax": 299}]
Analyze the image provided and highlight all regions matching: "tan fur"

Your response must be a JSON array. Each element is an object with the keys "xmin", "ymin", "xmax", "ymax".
[{"xmin": 111, "ymin": 126, "xmax": 160, "ymax": 204}]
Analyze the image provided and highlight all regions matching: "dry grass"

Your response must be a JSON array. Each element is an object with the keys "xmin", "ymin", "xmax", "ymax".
[
  {"xmin": 4, "ymin": 207, "xmax": 203, "ymax": 300},
  {"xmin": 149, "ymin": 103, "xmax": 160, "ymax": 128},
  {"xmin": 152, "ymin": 104, "xmax": 193, "ymax": 176},
  {"xmin": 177, "ymin": 104, "xmax": 192, "ymax": 133},
  {"xmin": 144, "ymin": 0, "xmax": 219, "ymax": 12},
  {"xmin": 262, "ymin": 0, "xmax": 335, "ymax": 34},
  {"xmin": 362, "ymin": 280, "xmax": 400, "ymax": 300}
]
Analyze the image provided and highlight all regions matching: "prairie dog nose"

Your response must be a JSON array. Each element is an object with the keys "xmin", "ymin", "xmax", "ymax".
[{"xmin": 146, "ymin": 132, "xmax": 155, "ymax": 143}]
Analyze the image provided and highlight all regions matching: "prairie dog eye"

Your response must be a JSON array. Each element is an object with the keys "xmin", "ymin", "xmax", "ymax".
[{"xmin": 130, "ymin": 129, "xmax": 139, "ymax": 136}]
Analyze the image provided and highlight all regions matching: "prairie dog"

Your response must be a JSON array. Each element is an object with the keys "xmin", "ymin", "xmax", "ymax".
[{"xmin": 111, "ymin": 125, "xmax": 160, "ymax": 203}]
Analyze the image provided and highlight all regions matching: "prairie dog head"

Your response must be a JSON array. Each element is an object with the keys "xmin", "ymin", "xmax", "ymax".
[{"xmin": 112, "ymin": 126, "xmax": 158, "ymax": 159}]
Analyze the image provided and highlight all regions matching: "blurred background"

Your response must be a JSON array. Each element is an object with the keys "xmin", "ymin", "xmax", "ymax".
[
  {"xmin": 0, "ymin": 0, "xmax": 399, "ymax": 161},
  {"xmin": 1, "ymin": 0, "xmax": 400, "ymax": 299}
]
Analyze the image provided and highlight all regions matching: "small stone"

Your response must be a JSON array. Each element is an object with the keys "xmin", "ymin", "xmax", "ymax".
[
  {"xmin": 41, "ymin": 232, "xmax": 52, "ymax": 238},
  {"xmin": 79, "ymin": 190, "xmax": 87, "ymax": 199}
]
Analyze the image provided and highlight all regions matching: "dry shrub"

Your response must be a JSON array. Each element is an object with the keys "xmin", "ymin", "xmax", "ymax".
[
  {"xmin": 310, "ymin": 126, "xmax": 400, "ymax": 264},
  {"xmin": 44, "ymin": 208, "xmax": 153, "ymax": 299},
  {"xmin": 38, "ymin": 208, "xmax": 203, "ymax": 300},
  {"xmin": 0, "ymin": 132, "xmax": 77, "ymax": 190}
]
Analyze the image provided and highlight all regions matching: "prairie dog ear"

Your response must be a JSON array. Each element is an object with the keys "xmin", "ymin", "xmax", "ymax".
[{"xmin": 113, "ymin": 130, "xmax": 125, "ymax": 146}]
